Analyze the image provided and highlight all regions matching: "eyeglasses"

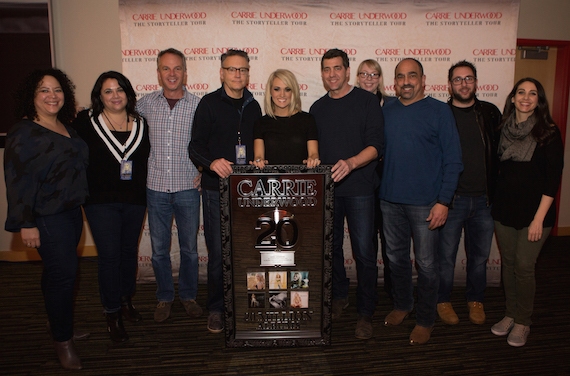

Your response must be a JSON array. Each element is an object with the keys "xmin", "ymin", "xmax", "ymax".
[
  {"xmin": 358, "ymin": 72, "xmax": 380, "ymax": 79},
  {"xmin": 222, "ymin": 67, "xmax": 249, "ymax": 74},
  {"xmin": 451, "ymin": 76, "xmax": 476, "ymax": 85}
]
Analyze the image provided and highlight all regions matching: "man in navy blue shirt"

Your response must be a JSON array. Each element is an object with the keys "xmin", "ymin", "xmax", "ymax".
[
  {"xmin": 380, "ymin": 58, "xmax": 463, "ymax": 345},
  {"xmin": 310, "ymin": 48, "xmax": 384, "ymax": 340}
]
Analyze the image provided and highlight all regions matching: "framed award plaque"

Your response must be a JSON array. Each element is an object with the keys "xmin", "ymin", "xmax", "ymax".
[{"xmin": 220, "ymin": 164, "xmax": 333, "ymax": 347}]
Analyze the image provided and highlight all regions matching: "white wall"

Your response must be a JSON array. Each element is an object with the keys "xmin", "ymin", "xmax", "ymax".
[
  {"xmin": 50, "ymin": 0, "xmax": 123, "ymax": 107},
  {"xmin": 518, "ymin": 0, "xmax": 570, "ymax": 40}
]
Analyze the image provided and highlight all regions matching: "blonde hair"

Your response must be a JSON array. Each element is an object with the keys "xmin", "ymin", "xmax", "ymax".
[
  {"xmin": 354, "ymin": 59, "xmax": 388, "ymax": 97},
  {"xmin": 264, "ymin": 69, "xmax": 302, "ymax": 118}
]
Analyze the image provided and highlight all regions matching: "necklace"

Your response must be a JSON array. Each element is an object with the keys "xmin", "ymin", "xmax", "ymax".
[{"xmin": 103, "ymin": 110, "xmax": 128, "ymax": 131}]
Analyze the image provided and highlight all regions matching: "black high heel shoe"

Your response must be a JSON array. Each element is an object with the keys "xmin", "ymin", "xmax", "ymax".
[
  {"xmin": 105, "ymin": 311, "xmax": 129, "ymax": 342},
  {"xmin": 121, "ymin": 296, "xmax": 142, "ymax": 323}
]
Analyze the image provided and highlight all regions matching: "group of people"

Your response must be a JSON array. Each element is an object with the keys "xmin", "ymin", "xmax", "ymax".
[
  {"xmin": 4, "ymin": 47, "xmax": 563, "ymax": 370},
  {"xmin": 333, "ymin": 54, "xmax": 562, "ymax": 349},
  {"xmin": 5, "ymin": 67, "xmax": 152, "ymax": 370}
]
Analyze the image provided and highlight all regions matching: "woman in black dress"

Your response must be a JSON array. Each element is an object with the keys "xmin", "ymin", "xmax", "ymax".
[{"xmin": 251, "ymin": 69, "xmax": 319, "ymax": 168}]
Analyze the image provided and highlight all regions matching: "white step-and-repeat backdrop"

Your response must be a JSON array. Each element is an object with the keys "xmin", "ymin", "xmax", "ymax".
[{"xmin": 119, "ymin": 0, "xmax": 520, "ymax": 287}]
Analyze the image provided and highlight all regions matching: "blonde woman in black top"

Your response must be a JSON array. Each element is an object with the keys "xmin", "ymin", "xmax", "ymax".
[{"xmin": 251, "ymin": 69, "xmax": 319, "ymax": 168}]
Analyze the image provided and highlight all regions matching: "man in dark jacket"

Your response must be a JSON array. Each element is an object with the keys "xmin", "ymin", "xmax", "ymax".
[
  {"xmin": 437, "ymin": 60, "xmax": 502, "ymax": 327},
  {"xmin": 189, "ymin": 49, "xmax": 262, "ymax": 333}
]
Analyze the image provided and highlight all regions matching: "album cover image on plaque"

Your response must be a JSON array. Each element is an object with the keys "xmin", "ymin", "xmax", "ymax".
[
  {"xmin": 268, "ymin": 291, "xmax": 288, "ymax": 309},
  {"xmin": 291, "ymin": 271, "xmax": 309, "ymax": 289},
  {"xmin": 268, "ymin": 271, "xmax": 287, "ymax": 290},
  {"xmin": 291, "ymin": 291, "xmax": 309, "ymax": 308},
  {"xmin": 220, "ymin": 164, "xmax": 333, "ymax": 347},
  {"xmin": 247, "ymin": 272, "xmax": 266, "ymax": 290},
  {"xmin": 248, "ymin": 292, "xmax": 265, "ymax": 308}
]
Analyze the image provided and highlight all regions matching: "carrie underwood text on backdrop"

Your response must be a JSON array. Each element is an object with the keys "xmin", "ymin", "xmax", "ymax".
[{"xmin": 120, "ymin": 0, "xmax": 520, "ymax": 287}]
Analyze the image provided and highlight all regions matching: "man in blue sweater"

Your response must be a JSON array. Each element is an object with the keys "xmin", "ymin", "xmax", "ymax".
[
  {"xmin": 380, "ymin": 58, "xmax": 463, "ymax": 345},
  {"xmin": 310, "ymin": 49, "xmax": 384, "ymax": 340}
]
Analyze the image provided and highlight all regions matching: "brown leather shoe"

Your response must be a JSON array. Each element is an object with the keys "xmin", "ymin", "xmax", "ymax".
[
  {"xmin": 181, "ymin": 299, "xmax": 203, "ymax": 318},
  {"xmin": 467, "ymin": 301, "xmax": 486, "ymax": 325},
  {"xmin": 154, "ymin": 301, "xmax": 173, "ymax": 323},
  {"xmin": 409, "ymin": 325, "xmax": 433, "ymax": 345},
  {"xmin": 355, "ymin": 315, "xmax": 373, "ymax": 340},
  {"xmin": 384, "ymin": 310, "xmax": 410, "ymax": 326},
  {"xmin": 332, "ymin": 298, "xmax": 349, "ymax": 321},
  {"xmin": 437, "ymin": 302, "xmax": 459, "ymax": 325},
  {"xmin": 53, "ymin": 339, "xmax": 82, "ymax": 370}
]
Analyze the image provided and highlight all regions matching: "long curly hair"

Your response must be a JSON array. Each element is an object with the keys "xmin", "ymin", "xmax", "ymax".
[
  {"xmin": 500, "ymin": 77, "xmax": 556, "ymax": 146},
  {"xmin": 14, "ymin": 68, "xmax": 77, "ymax": 125},
  {"xmin": 90, "ymin": 71, "xmax": 139, "ymax": 120}
]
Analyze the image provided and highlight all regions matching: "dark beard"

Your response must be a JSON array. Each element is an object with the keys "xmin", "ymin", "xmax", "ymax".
[{"xmin": 452, "ymin": 91, "xmax": 476, "ymax": 104}]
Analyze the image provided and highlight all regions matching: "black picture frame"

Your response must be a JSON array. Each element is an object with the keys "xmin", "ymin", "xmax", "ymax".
[{"xmin": 220, "ymin": 164, "xmax": 333, "ymax": 347}]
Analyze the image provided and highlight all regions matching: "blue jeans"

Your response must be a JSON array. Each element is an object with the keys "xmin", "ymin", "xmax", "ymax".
[
  {"xmin": 147, "ymin": 188, "xmax": 200, "ymax": 302},
  {"xmin": 381, "ymin": 200, "xmax": 440, "ymax": 327},
  {"xmin": 374, "ymin": 188, "xmax": 392, "ymax": 298},
  {"xmin": 333, "ymin": 195, "xmax": 377, "ymax": 317},
  {"xmin": 202, "ymin": 189, "xmax": 223, "ymax": 314},
  {"xmin": 438, "ymin": 195, "xmax": 494, "ymax": 303},
  {"xmin": 84, "ymin": 203, "xmax": 146, "ymax": 312},
  {"xmin": 36, "ymin": 207, "xmax": 83, "ymax": 342}
]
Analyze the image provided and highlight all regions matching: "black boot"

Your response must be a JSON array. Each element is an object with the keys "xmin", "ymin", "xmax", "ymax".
[
  {"xmin": 121, "ymin": 296, "xmax": 142, "ymax": 323},
  {"xmin": 105, "ymin": 312, "xmax": 129, "ymax": 343}
]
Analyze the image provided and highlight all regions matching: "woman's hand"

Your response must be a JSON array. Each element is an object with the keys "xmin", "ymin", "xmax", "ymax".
[
  {"xmin": 306, "ymin": 141, "xmax": 320, "ymax": 168},
  {"xmin": 528, "ymin": 194, "xmax": 554, "ymax": 242},
  {"xmin": 303, "ymin": 158, "xmax": 321, "ymax": 168},
  {"xmin": 528, "ymin": 219, "xmax": 544, "ymax": 242},
  {"xmin": 21, "ymin": 227, "xmax": 41, "ymax": 248},
  {"xmin": 252, "ymin": 139, "xmax": 266, "ymax": 169},
  {"xmin": 250, "ymin": 159, "xmax": 267, "ymax": 169}
]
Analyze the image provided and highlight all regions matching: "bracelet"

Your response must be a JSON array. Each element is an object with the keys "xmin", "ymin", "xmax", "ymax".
[{"xmin": 255, "ymin": 159, "xmax": 261, "ymax": 162}]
